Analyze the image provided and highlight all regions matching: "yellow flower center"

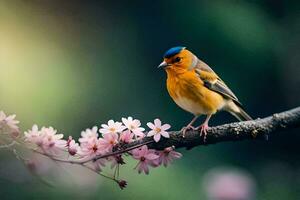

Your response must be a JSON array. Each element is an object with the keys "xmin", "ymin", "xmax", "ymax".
[
  {"xmin": 109, "ymin": 127, "xmax": 116, "ymax": 132},
  {"xmin": 155, "ymin": 127, "xmax": 161, "ymax": 133}
]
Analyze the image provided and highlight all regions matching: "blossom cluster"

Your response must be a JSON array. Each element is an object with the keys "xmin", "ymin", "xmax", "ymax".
[
  {"xmin": 0, "ymin": 111, "xmax": 182, "ymax": 189},
  {"xmin": 23, "ymin": 117, "xmax": 181, "ymax": 173}
]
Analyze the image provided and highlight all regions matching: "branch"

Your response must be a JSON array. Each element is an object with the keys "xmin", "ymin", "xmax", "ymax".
[
  {"xmin": 93, "ymin": 106, "xmax": 300, "ymax": 160},
  {"xmin": 2, "ymin": 107, "xmax": 299, "ymax": 189}
]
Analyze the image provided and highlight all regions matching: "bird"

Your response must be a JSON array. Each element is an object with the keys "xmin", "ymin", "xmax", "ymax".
[{"xmin": 158, "ymin": 46, "xmax": 252, "ymax": 139}]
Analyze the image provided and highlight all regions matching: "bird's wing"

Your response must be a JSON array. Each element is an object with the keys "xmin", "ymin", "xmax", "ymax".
[{"xmin": 194, "ymin": 59, "xmax": 243, "ymax": 107}]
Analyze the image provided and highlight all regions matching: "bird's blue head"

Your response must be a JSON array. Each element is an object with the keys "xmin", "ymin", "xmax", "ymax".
[
  {"xmin": 163, "ymin": 46, "xmax": 186, "ymax": 58},
  {"xmin": 158, "ymin": 46, "xmax": 195, "ymax": 71}
]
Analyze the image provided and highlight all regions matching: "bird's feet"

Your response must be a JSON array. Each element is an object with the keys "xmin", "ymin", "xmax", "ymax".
[
  {"xmin": 181, "ymin": 125, "xmax": 196, "ymax": 138},
  {"xmin": 196, "ymin": 124, "xmax": 209, "ymax": 142}
]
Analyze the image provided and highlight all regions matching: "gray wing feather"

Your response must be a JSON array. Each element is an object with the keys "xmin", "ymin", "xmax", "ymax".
[{"xmin": 194, "ymin": 59, "xmax": 243, "ymax": 107}]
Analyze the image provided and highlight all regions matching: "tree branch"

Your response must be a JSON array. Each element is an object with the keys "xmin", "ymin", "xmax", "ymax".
[
  {"xmin": 5, "ymin": 107, "xmax": 299, "ymax": 188},
  {"xmin": 93, "ymin": 106, "xmax": 300, "ymax": 160}
]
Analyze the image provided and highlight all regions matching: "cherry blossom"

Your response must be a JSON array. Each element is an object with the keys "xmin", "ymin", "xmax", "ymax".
[
  {"xmin": 132, "ymin": 145, "xmax": 159, "ymax": 174},
  {"xmin": 79, "ymin": 126, "xmax": 99, "ymax": 144},
  {"xmin": 147, "ymin": 119, "xmax": 171, "ymax": 142},
  {"xmin": 119, "ymin": 130, "xmax": 134, "ymax": 143},
  {"xmin": 0, "ymin": 111, "xmax": 19, "ymax": 131},
  {"xmin": 24, "ymin": 125, "xmax": 44, "ymax": 146},
  {"xmin": 39, "ymin": 127, "xmax": 66, "ymax": 154},
  {"xmin": 66, "ymin": 136, "xmax": 79, "ymax": 156},
  {"xmin": 146, "ymin": 149, "xmax": 161, "ymax": 167},
  {"xmin": 100, "ymin": 120, "xmax": 125, "ymax": 135},
  {"xmin": 98, "ymin": 132, "xmax": 119, "ymax": 153},
  {"xmin": 24, "ymin": 125, "xmax": 65, "ymax": 152},
  {"xmin": 1, "ymin": 111, "xmax": 183, "ymax": 189},
  {"xmin": 156, "ymin": 147, "xmax": 182, "ymax": 167},
  {"xmin": 122, "ymin": 117, "xmax": 145, "ymax": 138},
  {"xmin": 79, "ymin": 137, "xmax": 103, "ymax": 158},
  {"xmin": 25, "ymin": 125, "xmax": 66, "ymax": 154}
]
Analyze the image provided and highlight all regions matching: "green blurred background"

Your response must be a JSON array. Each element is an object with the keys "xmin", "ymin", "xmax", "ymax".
[{"xmin": 0, "ymin": 0, "xmax": 300, "ymax": 199}]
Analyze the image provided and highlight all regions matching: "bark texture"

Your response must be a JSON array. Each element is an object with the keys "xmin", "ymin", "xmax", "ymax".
[{"xmin": 123, "ymin": 107, "xmax": 300, "ymax": 150}]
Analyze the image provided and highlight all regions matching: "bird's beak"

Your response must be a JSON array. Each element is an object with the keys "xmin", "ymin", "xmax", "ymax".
[{"xmin": 157, "ymin": 61, "xmax": 170, "ymax": 69}]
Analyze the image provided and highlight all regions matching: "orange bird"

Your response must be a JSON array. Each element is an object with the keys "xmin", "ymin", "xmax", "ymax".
[{"xmin": 158, "ymin": 46, "xmax": 252, "ymax": 139}]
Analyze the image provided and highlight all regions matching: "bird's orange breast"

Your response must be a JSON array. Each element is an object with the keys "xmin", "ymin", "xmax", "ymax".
[{"xmin": 166, "ymin": 70, "xmax": 224, "ymax": 115}]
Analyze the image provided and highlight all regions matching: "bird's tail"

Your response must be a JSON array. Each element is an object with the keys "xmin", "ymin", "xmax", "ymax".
[{"xmin": 224, "ymin": 101, "xmax": 252, "ymax": 121}]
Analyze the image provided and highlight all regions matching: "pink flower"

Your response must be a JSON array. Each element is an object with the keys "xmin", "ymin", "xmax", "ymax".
[
  {"xmin": 79, "ymin": 126, "xmax": 99, "ymax": 144},
  {"xmin": 119, "ymin": 130, "xmax": 134, "ymax": 143},
  {"xmin": 122, "ymin": 117, "xmax": 145, "ymax": 138},
  {"xmin": 0, "ymin": 111, "xmax": 19, "ymax": 131},
  {"xmin": 147, "ymin": 119, "xmax": 171, "ymax": 142},
  {"xmin": 66, "ymin": 136, "xmax": 79, "ymax": 156},
  {"xmin": 24, "ymin": 125, "xmax": 44, "ymax": 146},
  {"xmin": 79, "ymin": 137, "xmax": 103, "ymax": 158},
  {"xmin": 147, "ymin": 149, "xmax": 161, "ymax": 167},
  {"xmin": 40, "ymin": 127, "xmax": 66, "ymax": 154},
  {"xmin": 100, "ymin": 120, "xmax": 125, "ymax": 135},
  {"xmin": 132, "ymin": 145, "xmax": 159, "ymax": 174},
  {"xmin": 157, "ymin": 147, "xmax": 182, "ymax": 167},
  {"xmin": 24, "ymin": 125, "xmax": 66, "ymax": 155},
  {"xmin": 98, "ymin": 132, "xmax": 119, "ymax": 153}
]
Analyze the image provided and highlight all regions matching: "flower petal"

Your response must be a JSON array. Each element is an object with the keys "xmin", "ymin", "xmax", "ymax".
[
  {"xmin": 161, "ymin": 124, "xmax": 171, "ymax": 131},
  {"xmin": 147, "ymin": 130, "xmax": 155, "ymax": 137},
  {"xmin": 142, "ymin": 163, "xmax": 149, "ymax": 175},
  {"xmin": 107, "ymin": 120, "xmax": 114, "ymax": 126},
  {"xmin": 99, "ymin": 128, "xmax": 109, "ymax": 134},
  {"xmin": 121, "ymin": 117, "xmax": 128, "ymax": 125},
  {"xmin": 153, "ymin": 134, "xmax": 161, "ymax": 142},
  {"xmin": 172, "ymin": 151, "xmax": 182, "ymax": 158},
  {"xmin": 101, "ymin": 124, "xmax": 108, "ymax": 129},
  {"xmin": 147, "ymin": 122, "xmax": 155, "ymax": 130},
  {"xmin": 160, "ymin": 131, "xmax": 170, "ymax": 138},
  {"xmin": 154, "ymin": 118, "xmax": 161, "ymax": 127},
  {"xmin": 145, "ymin": 153, "xmax": 159, "ymax": 160},
  {"xmin": 140, "ymin": 145, "xmax": 148, "ymax": 155},
  {"xmin": 134, "ymin": 119, "xmax": 141, "ymax": 127}
]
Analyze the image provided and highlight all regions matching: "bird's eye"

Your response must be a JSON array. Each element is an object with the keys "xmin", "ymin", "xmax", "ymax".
[{"xmin": 174, "ymin": 57, "xmax": 181, "ymax": 63}]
